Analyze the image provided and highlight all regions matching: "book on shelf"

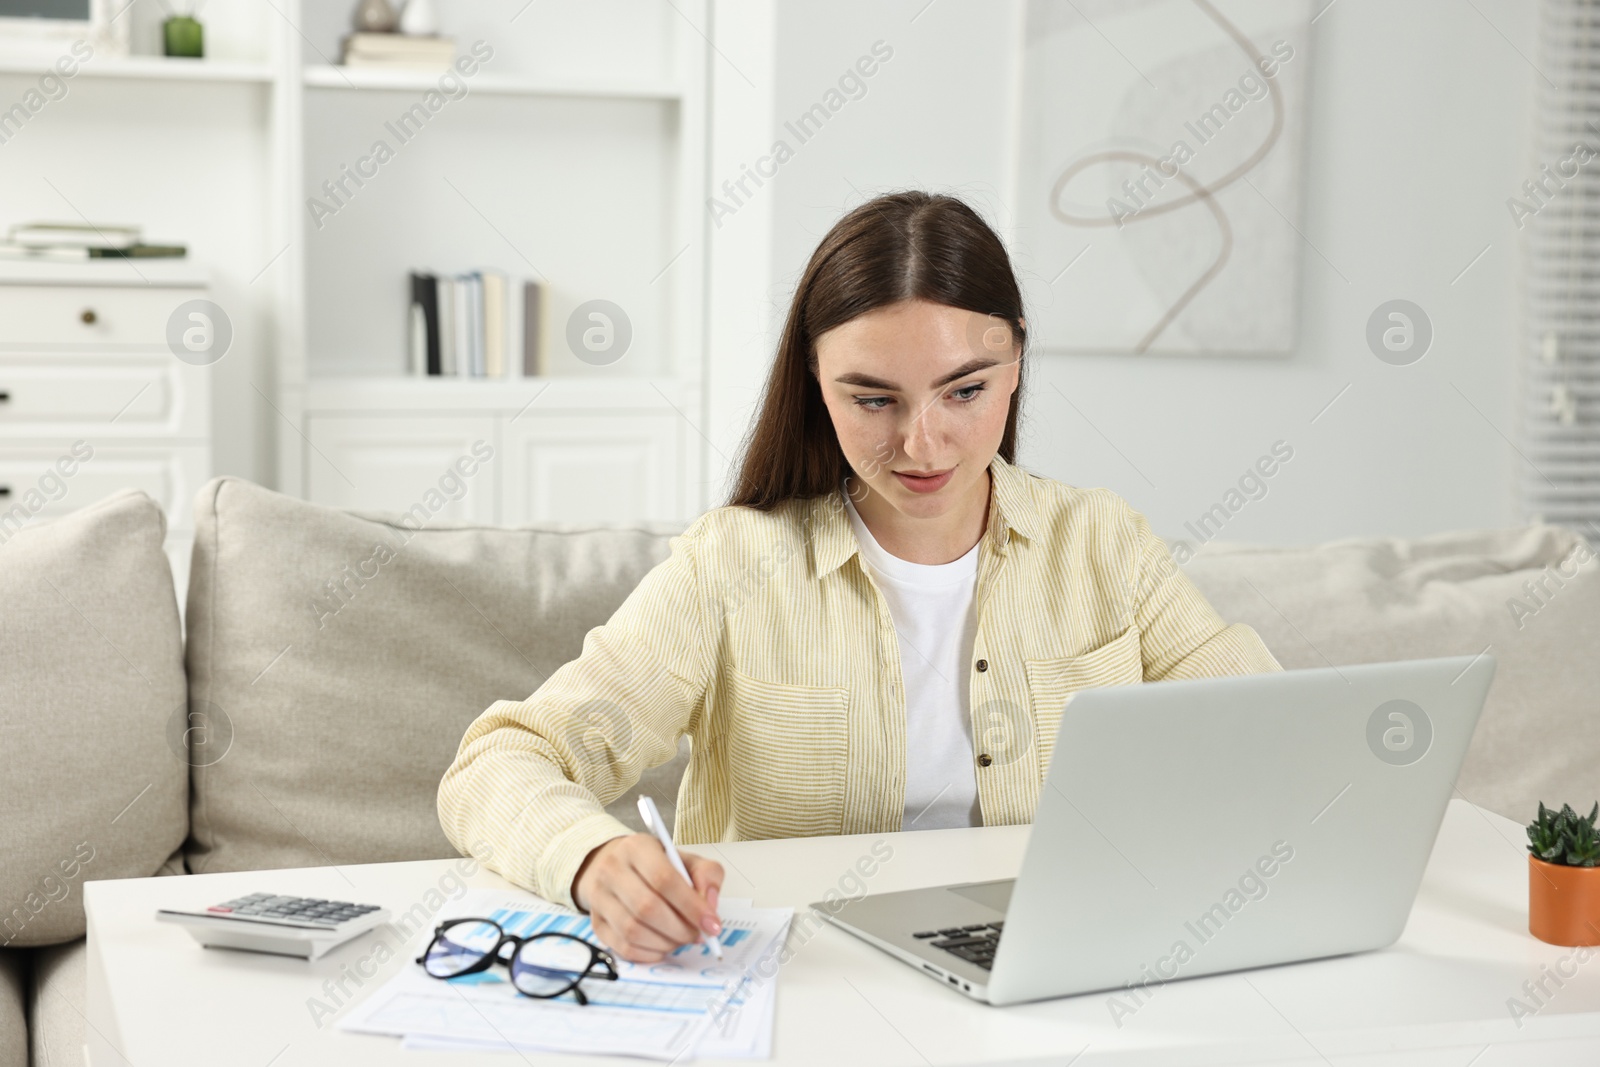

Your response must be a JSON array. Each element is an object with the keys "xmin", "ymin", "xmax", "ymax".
[
  {"xmin": 523, "ymin": 280, "xmax": 546, "ymax": 377},
  {"xmin": 408, "ymin": 273, "xmax": 439, "ymax": 376},
  {"xmin": 482, "ymin": 271, "xmax": 507, "ymax": 378},
  {"xmin": 3, "ymin": 221, "xmax": 185, "ymax": 260},
  {"xmin": 407, "ymin": 269, "xmax": 542, "ymax": 379},
  {"xmin": 437, "ymin": 276, "xmax": 456, "ymax": 375},
  {"xmin": 343, "ymin": 33, "xmax": 457, "ymax": 68},
  {"xmin": 408, "ymin": 303, "xmax": 426, "ymax": 377},
  {"xmin": 8, "ymin": 222, "xmax": 140, "ymax": 250},
  {"xmin": 470, "ymin": 273, "xmax": 485, "ymax": 377}
]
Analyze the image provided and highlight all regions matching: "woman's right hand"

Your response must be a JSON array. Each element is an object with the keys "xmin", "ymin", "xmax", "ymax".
[{"xmin": 571, "ymin": 834, "xmax": 724, "ymax": 963}]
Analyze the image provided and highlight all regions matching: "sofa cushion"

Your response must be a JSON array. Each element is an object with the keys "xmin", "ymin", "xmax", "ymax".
[
  {"xmin": 183, "ymin": 476, "xmax": 686, "ymax": 874},
  {"xmin": 0, "ymin": 950, "xmax": 26, "ymax": 1067},
  {"xmin": 1186, "ymin": 523, "xmax": 1600, "ymax": 822},
  {"xmin": 0, "ymin": 490, "xmax": 188, "ymax": 947},
  {"xmin": 28, "ymin": 937, "xmax": 84, "ymax": 1067}
]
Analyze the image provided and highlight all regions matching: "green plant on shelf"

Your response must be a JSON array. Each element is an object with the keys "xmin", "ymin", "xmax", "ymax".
[{"xmin": 1527, "ymin": 801, "xmax": 1600, "ymax": 867}]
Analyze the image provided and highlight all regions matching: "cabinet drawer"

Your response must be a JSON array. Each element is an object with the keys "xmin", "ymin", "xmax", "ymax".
[
  {"xmin": 0, "ymin": 356, "xmax": 207, "ymax": 438},
  {"xmin": 0, "ymin": 284, "xmax": 204, "ymax": 348},
  {"xmin": 0, "ymin": 443, "xmax": 209, "ymax": 534}
]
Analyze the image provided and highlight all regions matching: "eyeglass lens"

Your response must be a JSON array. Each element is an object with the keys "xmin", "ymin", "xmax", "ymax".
[
  {"xmin": 511, "ymin": 934, "xmax": 597, "ymax": 996},
  {"xmin": 423, "ymin": 920, "xmax": 502, "ymax": 978}
]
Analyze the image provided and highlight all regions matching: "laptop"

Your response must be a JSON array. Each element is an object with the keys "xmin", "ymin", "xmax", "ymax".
[{"xmin": 811, "ymin": 655, "xmax": 1496, "ymax": 1006}]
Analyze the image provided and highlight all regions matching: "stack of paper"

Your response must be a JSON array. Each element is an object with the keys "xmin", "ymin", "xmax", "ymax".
[{"xmin": 340, "ymin": 888, "xmax": 792, "ymax": 1060}]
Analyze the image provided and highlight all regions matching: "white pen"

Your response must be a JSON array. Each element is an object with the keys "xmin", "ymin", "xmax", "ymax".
[{"xmin": 637, "ymin": 794, "xmax": 723, "ymax": 959}]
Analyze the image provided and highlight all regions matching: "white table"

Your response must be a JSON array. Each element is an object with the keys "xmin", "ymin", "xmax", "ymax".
[{"xmin": 84, "ymin": 799, "xmax": 1600, "ymax": 1066}]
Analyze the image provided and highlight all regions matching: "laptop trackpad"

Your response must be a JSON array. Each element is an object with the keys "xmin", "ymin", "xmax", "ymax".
[{"xmin": 946, "ymin": 878, "xmax": 1014, "ymax": 913}]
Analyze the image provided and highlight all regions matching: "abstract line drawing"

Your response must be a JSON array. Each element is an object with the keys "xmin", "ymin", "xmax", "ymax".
[{"xmin": 1015, "ymin": 0, "xmax": 1312, "ymax": 356}]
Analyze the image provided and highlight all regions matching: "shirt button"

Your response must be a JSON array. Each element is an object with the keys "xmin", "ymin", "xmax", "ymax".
[
  {"xmin": 976, "ymin": 659, "xmax": 988, "ymax": 672},
  {"xmin": 977, "ymin": 753, "xmax": 993, "ymax": 767}
]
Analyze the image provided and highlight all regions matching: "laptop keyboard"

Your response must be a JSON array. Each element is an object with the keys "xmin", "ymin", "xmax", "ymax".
[{"xmin": 912, "ymin": 921, "xmax": 1003, "ymax": 970}]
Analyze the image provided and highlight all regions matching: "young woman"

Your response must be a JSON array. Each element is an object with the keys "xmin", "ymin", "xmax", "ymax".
[{"xmin": 438, "ymin": 191, "xmax": 1281, "ymax": 963}]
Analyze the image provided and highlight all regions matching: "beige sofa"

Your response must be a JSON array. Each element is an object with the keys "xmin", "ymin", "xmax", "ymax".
[{"xmin": 3, "ymin": 478, "xmax": 1597, "ymax": 1064}]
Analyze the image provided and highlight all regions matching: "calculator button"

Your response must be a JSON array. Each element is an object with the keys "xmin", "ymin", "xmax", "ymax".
[{"xmin": 206, "ymin": 906, "xmax": 233, "ymax": 913}]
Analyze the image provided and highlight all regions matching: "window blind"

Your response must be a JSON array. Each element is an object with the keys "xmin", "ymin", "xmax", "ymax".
[{"xmin": 1522, "ymin": 0, "xmax": 1600, "ymax": 533}]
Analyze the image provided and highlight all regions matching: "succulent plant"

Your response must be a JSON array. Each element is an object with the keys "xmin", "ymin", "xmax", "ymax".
[{"xmin": 1527, "ymin": 801, "xmax": 1600, "ymax": 868}]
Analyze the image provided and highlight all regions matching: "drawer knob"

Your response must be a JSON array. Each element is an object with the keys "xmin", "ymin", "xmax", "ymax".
[
  {"xmin": 0, "ymin": 391, "xmax": 8, "ymax": 402},
  {"xmin": 80, "ymin": 308, "xmax": 97, "ymax": 325},
  {"xmin": 0, "ymin": 486, "xmax": 10, "ymax": 497}
]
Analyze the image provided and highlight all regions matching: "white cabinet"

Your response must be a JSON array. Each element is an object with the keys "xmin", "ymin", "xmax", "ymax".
[
  {"xmin": 0, "ymin": 263, "xmax": 213, "ymax": 603},
  {"xmin": 305, "ymin": 415, "xmax": 499, "ymax": 524},
  {"xmin": 501, "ymin": 412, "xmax": 681, "ymax": 525},
  {"xmin": 302, "ymin": 378, "xmax": 695, "ymax": 526}
]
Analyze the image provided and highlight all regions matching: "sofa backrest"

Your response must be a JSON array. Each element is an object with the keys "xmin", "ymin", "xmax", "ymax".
[
  {"xmin": 0, "ymin": 490, "xmax": 187, "ymax": 947},
  {"xmin": 1186, "ymin": 523, "xmax": 1600, "ymax": 822},
  {"xmin": 183, "ymin": 477, "xmax": 685, "ymax": 875},
  {"xmin": 10, "ymin": 480, "xmax": 1591, "ymax": 900}
]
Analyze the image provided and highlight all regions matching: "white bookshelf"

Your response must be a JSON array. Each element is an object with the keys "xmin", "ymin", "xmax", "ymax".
[
  {"xmin": 0, "ymin": 0, "xmax": 715, "ymax": 527},
  {"xmin": 279, "ymin": 0, "xmax": 710, "ymax": 525}
]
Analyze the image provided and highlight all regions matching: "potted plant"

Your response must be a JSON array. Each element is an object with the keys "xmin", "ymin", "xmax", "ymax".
[{"xmin": 1526, "ymin": 802, "xmax": 1600, "ymax": 946}]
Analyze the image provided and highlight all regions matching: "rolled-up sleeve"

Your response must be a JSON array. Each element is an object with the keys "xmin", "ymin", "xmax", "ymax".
[
  {"xmin": 437, "ymin": 522, "xmax": 715, "ymax": 909},
  {"xmin": 1124, "ymin": 502, "xmax": 1282, "ymax": 682}
]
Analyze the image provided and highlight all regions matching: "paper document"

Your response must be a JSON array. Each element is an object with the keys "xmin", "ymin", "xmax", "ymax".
[{"xmin": 339, "ymin": 889, "xmax": 790, "ymax": 1060}]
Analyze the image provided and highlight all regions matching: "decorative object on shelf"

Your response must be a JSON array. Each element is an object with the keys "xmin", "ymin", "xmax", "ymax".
[
  {"xmin": 342, "ymin": 32, "xmax": 454, "ymax": 68},
  {"xmin": 354, "ymin": 0, "xmax": 399, "ymax": 33},
  {"xmin": 1, "ymin": 221, "xmax": 186, "ymax": 261},
  {"xmin": 162, "ymin": 4, "xmax": 204, "ymax": 59},
  {"xmin": 0, "ymin": 0, "xmax": 129, "ymax": 59},
  {"xmin": 1526, "ymin": 801, "xmax": 1600, "ymax": 946},
  {"xmin": 398, "ymin": 0, "xmax": 438, "ymax": 36}
]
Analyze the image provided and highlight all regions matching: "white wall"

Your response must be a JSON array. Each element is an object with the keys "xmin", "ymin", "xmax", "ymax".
[
  {"xmin": 713, "ymin": 0, "xmax": 1535, "ymax": 547},
  {"xmin": 5, "ymin": 0, "xmax": 1534, "ymax": 540}
]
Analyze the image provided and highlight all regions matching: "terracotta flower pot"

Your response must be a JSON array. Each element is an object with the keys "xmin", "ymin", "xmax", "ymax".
[{"xmin": 1529, "ymin": 856, "xmax": 1600, "ymax": 946}]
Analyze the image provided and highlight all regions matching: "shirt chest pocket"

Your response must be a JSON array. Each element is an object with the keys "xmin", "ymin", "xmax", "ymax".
[
  {"xmin": 1023, "ymin": 628, "xmax": 1144, "ymax": 776},
  {"xmin": 722, "ymin": 667, "xmax": 849, "ymax": 839}
]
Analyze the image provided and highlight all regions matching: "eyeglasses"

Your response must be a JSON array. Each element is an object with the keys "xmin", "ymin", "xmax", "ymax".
[{"xmin": 415, "ymin": 918, "xmax": 619, "ymax": 1005}]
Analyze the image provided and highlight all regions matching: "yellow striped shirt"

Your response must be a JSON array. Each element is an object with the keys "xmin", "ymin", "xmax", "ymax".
[{"xmin": 436, "ymin": 454, "xmax": 1282, "ymax": 909}]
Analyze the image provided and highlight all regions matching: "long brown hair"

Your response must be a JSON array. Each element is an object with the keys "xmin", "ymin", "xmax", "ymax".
[{"xmin": 725, "ymin": 190, "xmax": 1028, "ymax": 510}]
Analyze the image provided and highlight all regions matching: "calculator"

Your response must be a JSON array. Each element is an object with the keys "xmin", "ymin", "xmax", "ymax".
[{"xmin": 156, "ymin": 893, "xmax": 391, "ymax": 960}]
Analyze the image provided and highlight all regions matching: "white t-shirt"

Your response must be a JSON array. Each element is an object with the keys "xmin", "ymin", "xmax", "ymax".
[{"xmin": 843, "ymin": 489, "xmax": 982, "ymax": 830}]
